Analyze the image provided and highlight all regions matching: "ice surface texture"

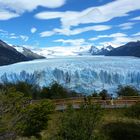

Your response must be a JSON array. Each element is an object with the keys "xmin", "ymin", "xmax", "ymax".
[{"xmin": 0, "ymin": 56, "xmax": 140, "ymax": 94}]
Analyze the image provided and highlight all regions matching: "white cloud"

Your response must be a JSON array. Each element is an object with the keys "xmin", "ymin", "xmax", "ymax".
[
  {"xmin": 35, "ymin": 12, "xmax": 64, "ymax": 20},
  {"xmin": 35, "ymin": 0, "xmax": 140, "ymax": 28},
  {"xmin": 33, "ymin": 45, "xmax": 91, "ymax": 57},
  {"xmin": 99, "ymin": 37, "xmax": 130, "ymax": 48},
  {"xmin": 31, "ymin": 27, "xmax": 37, "ymax": 33},
  {"xmin": 88, "ymin": 32, "xmax": 140, "ymax": 47},
  {"xmin": 108, "ymin": 33, "xmax": 127, "ymax": 38},
  {"xmin": 112, "ymin": 36, "xmax": 131, "ymax": 45},
  {"xmin": 10, "ymin": 35, "xmax": 29, "ymax": 42},
  {"xmin": 89, "ymin": 37, "xmax": 99, "ymax": 41},
  {"xmin": 89, "ymin": 33, "xmax": 127, "ymax": 41},
  {"xmin": 0, "ymin": 10, "xmax": 19, "ymax": 20},
  {"xmin": 119, "ymin": 22, "xmax": 135, "ymax": 30},
  {"xmin": 130, "ymin": 16, "xmax": 140, "ymax": 21},
  {"xmin": 0, "ymin": 28, "xmax": 29, "ymax": 42},
  {"xmin": 10, "ymin": 36, "xmax": 18, "ymax": 39},
  {"xmin": 0, "ymin": 0, "xmax": 66, "ymax": 20},
  {"xmin": 0, "ymin": 29, "xmax": 8, "ymax": 37},
  {"xmin": 20, "ymin": 35, "xmax": 29, "ymax": 42},
  {"xmin": 54, "ymin": 39, "xmax": 87, "ymax": 46},
  {"xmin": 132, "ymin": 32, "xmax": 140, "ymax": 36},
  {"xmin": 32, "ymin": 38, "xmax": 92, "ymax": 57},
  {"xmin": 61, "ymin": 25, "xmax": 111, "ymax": 35},
  {"xmin": 40, "ymin": 31, "xmax": 55, "ymax": 37},
  {"xmin": 40, "ymin": 25, "xmax": 111, "ymax": 37},
  {"xmin": 99, "ymin": 35, "xmax": 140, "ymax": 47}
]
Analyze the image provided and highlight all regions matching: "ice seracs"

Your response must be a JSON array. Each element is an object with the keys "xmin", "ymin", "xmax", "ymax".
[{"xmin": 0, "ymin": 56, "xmax": 140, "ymax": 95}]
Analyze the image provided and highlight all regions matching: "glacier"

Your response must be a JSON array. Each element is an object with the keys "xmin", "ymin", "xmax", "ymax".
[{"xmin": 0, "ymin": 56, "xmax": 140, "ymax": 95}]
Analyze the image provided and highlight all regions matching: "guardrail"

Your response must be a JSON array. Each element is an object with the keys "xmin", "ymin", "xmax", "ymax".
[
  {"xmin": 52, "ymin": 97, "xmax": 140, "ymax": 110},
  {"xmin": 31, "ymin": 96, "xmax": 140, "ymax": 110},
  {"xmin": 53, "ymin": 97, "xmax": 140, "ymax": 105}
]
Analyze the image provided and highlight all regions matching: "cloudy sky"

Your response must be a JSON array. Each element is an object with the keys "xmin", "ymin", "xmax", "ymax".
[{"xmin": 0, "ymin": 0, "xmax": 140, "ymax": 48}]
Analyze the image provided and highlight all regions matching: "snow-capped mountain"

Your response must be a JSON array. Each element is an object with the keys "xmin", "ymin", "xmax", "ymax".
[
  {"xmin": 0, "ymin": 40, "xmax": 28, "ymax": 66},
  {"xmin": 89, "ymin": 46, "xmax": 100, "ymax": 55},
  {"xmin": 0, "ymin": 38, "xmax": 114, "ymax": 66},
  {"xmin": 106, "ymin": 45, "xmax": 114, "ymax": 51},
  {"xmin": 32, "ymin": 46, "xmax": 92, "ymax": 58},
  {"xmin": 13, "ymin": 45, "xmax": 45, "ymax": 60},
  {"xmin": 98, "ymin": 45, "xmax": 114, "ymax": 55},
  {"xmin": 106, "ymin": 41, "xmax": 140, "ymax": 57},
  {"xmin": 31, "ymin": 45, "xmax": 114, "ymax": 58},
  {"xmin": 89, "ymin": 45, "xmax": 114, "ymax": 55},
  {"xmin": 0, "ymin": 40, "xmax": 46, "ymax": 66}
]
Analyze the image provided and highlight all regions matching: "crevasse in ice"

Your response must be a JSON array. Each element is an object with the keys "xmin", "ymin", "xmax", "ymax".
[{"xmin": 0, "ymin": 56, "xmax": 140, "ymax": 94}]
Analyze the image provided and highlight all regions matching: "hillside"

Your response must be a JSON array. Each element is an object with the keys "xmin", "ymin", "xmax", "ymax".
[
  {"xmin": 106, "ymin": 41, "xmax": 140, "ymax": 57},
  {"xmin": 0, "ymin": 40, "xmax": 45, "ymax": 66},
  {"xmin": 0, "ymin": 40, "xmax": 28, "ymax": 66},
  {"xmin": 14, "ymin": 46, "xmax": 45, "ymax": 60}
]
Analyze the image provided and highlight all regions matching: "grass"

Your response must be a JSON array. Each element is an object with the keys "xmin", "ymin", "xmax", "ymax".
[
  {"xmin": 16, "ymin": 108, "xmax": 140, "ymax": 140},
  {"xmin": 99, "ymin": 108, "xmax": 140, "ymax": 140},
  {"xmin": 102, "ymin": 121, "xmax": 140, "ymax": 140}
]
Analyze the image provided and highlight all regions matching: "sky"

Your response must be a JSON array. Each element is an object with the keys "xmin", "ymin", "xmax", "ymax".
[{"xmin": 0, "ymin": 0, "xmax": 140, "ymax": 49}]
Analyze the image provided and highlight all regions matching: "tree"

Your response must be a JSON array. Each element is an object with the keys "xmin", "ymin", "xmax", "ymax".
[
  {"xmin": 15, "ymin": 99, "xmax": 54, "ymax": 138},
  {"xmin": 0, "ymin": 91, "xmax": 31, "ymax": 140},
  {"xmin": 15, "ymin": 82, "xmax": 40, "ymax": 99},
  {"xmin": 0, "ymin": 91, "xmax": 54, "ymax": 139},
  {"xmin": 50, "ymin": 104, "xmax": 103, "ymax": 140},
  {"xmin": 92, "ymin": 90, "xmax": 99, "ymax": 97},
  {"xmin": 117, "ymin": 86, "xmax": 139, "ymax": 97},
  {"xmin": 99, "ymin": 89, "xmax": 109, "ymax": 100},
  {"xmin": 49, "ymin": 83, "xmax": 68, "ymax": 99},
  {"xmin": 125, "ymin": 103, "xmax": 140, "ymax": 119},
  {"xmin": 40, "ymin": 87, "xmax": 50, "ymax": 99}
]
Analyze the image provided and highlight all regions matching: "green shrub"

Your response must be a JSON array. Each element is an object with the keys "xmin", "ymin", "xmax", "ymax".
[
  {"xmin": 92, "ymin": 91, "xmax": 99, "ymax": 97},
  {"xmin": 16, "ymin": 100, "xmax": 54, "ymax": 138},
  {"xmin": 99, "ymin": 89, "xmax": 109, "ymax": 100},
  {"xmin": 0, "ymin": 91, "xmax": 54, "ymax": 139},
  {"xmin": 0, "ymin": 82, "xmax": 40, "ymax": 99},
  {"xmin": 0, "ymin": 82, "xmax": 80, "ymax": 100},
  {"xmin": 40, "ymin": 83, "xmax": 80, "ymax": 99},
  {"xmin": 48, "ymin": 104, "xmax": 103, "ymax": 140},
  {"xmin": 125, "ymin": 103, "xmax": 140, "ymax": 119},
  {"xmin": 117, "ymin": 86, "xmax": 139, "ymax": 97},
  {"xmin": 0, "ymin": 92, "xmax": 31, "ymax": 140},
  {"xmin": 101, "ymin": 121, "xmax": 140, "ymax": 140}
]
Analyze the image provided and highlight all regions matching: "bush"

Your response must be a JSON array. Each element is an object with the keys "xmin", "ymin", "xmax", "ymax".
[
  {"xmin": 0, "ymin": 82, "xmax": 40, "ymax": 99},
  {"xmin": 16, "ymin": 100, "xmax": 54, "ymax": 138},
  {"xmin": 0, "ymin": 82, "xmax": 80, "ymax": 100},
  {"xmin": 117, "ymin": 86, "xmax": 139, "ymax": 97},
  {"xmin": 125, "ymin": 103, "xmax": 140, "ymax": 119},
  {"xmin": 0, "ymin": 92, "xmax": 31, "ymax": 140},
  {"xmin": 40, "ymin": 83, "xmax": 79, "ymax": 99},
  {"xmin": 47, "ymin": 104, "xmax": 103, "ymax": 140},
  {"xmin": 92, "ymin": 91, "xmax": 99, "ymax": 97},
  {"xmin": 101, "ymin": 121, "xmax": 140, "ymax": 140},
  {"xmin": 0, "ymin": 91, "xmax": 54, "ymax": 139},
  {"xmin": 99, "ymin": 89, "xmax": 109, "ymax": 100}
]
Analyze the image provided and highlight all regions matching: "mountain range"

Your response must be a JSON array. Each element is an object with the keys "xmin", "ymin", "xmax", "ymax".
[
  {"xmin": 89, "ymin": 45, "xmax": 114, "ymax": 55},
  {"xmin": 106, "ymin": 41, "xmax": 140, "ymax": 57},
  {"xmin": 0, "ymin": 39, "xmax": 140, "ymax": 66},
  {"xmin": 0, "ymin": 40, "xmax": 45, "ymax": 66},
  {"xmin": 13, "ymin": 46, "xmax": 45, "ymax": 60}
]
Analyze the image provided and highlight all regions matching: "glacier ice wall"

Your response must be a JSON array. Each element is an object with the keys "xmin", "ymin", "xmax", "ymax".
[{"xmin": 0, "ymin": 56, "xmax": 140, "ymax": 94}]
